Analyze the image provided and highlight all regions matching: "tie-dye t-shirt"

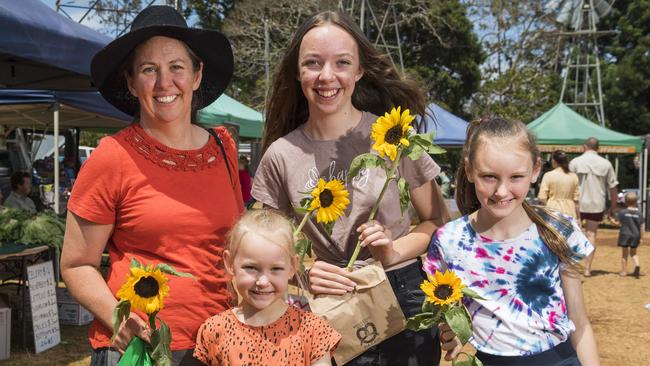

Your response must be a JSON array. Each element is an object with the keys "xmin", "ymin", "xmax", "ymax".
[{"xmin": 424, "ymin": 213, "xmax": 592, "ymax": 356}]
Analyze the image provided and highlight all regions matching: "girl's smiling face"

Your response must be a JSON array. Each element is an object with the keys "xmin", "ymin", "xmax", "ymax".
[
  {"xmin": 466, "ymin": 136, "xmax": 541, "ymax": 222},
  {"xmin": 226, "ymin": 232, "xmax": 297, "ymax": 312},
  {"xmin": 297, "ymin": 23, "xmax": 364, "ymax": 119}
]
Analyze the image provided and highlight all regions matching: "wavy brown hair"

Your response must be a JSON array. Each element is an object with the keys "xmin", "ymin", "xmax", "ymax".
[
  {"xmin": 261, "ymin": 10, "xmax": 426, "ymax": 153},
  {"xmin": 455, "ymin": 117, "xmax": 581, "ymax": 272}
]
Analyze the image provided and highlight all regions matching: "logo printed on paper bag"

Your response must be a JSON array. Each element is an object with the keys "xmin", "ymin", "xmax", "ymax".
[{"xmin": 354, "ymin": 319, "xmax": 379, "ymax": 346}]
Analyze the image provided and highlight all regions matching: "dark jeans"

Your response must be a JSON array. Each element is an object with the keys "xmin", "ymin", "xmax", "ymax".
[
  {"xmin": 91, "ymin": 347, "xmax": 203, "ymax": 366},
  {"xmin": 475, "ymin": 341, "xmax": 580, "ymax": 366},
  {"xmin": 340, "ymin": 258, "xmax": 441, "ymax": 366}
]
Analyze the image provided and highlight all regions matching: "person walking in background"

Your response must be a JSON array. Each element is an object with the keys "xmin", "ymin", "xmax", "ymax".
[
  {"xmin": 569, "ymin": 137, "xmax": 618, "ymax": 277},
  {"xmin": 4, "ymin": 171, "xmax": 36, "ymax": 214},
  {"xmin": 238, "ymin": 155, "xmax": 253, "ymax": 207},
  {"xmin": 617, "ymin": 191, "xmax": 643, "ymax": 278},
  {"xmin": 537, "ymin": 150, "xmax": 580, "ymax": 219}
]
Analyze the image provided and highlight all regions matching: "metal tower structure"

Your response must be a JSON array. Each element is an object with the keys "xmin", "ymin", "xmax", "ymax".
[
  {"xmin": 549, "ymin": 0, "xmax": 615, "ymax": 126},
  {"xmin": 54, "ymin": 0, "xmax": 162, "ymax": 38},
  {"xmin": 338, "ymin": 0, "xmax": 404, "ymax": 72}
]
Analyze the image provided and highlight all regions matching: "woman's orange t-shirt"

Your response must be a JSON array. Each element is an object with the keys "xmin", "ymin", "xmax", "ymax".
[
  {"xmin": 68, "ymin": 124, "xmax": 244, "ymax": 351},
  {"xmin": 193, "ymin": 305, "xmax": 341, "ymax": 365}
]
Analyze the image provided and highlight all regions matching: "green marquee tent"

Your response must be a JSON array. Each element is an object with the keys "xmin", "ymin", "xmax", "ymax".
[
  {"xmin": 527, "ymin": 102, "xmax": 642, "ymax": 154},
  {"xmin": 197, "ymin": 94, "xmax": 263, "ymax": 139}
]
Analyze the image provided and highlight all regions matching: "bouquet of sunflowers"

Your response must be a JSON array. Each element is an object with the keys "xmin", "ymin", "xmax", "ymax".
[
  {"xmin": 346, "ymin": 107, "xmax": 444, "ymax": 270},
  {"xmin": 407, "ymin": 269, "xmax": 484, "ymax": 366},
  {"xmin": 113, "ymin": 258, "xmax": 192, "ymax": 366}
]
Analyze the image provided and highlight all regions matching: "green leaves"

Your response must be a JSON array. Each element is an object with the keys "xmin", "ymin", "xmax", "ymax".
[
  {"xmin": 452, "ymin": 352, "xmax": 484, "ymax": 366},
  {"xmin": 155, "ymin": 263, "xmax": 194, "ymax": 278},
  {"xmin": 405, "ymin": 312, "xmax": 437, "ymax": 332},
  {"xmin": 398, "ymin": 177, "xmax": 410, "ymax": 215},
  {"xmin": 349, "ymin": 153, "xmax": 386, "ymax": 179},
  {"xmin": 445, "ymin": 305, "xmax": 473, "ymax": 345},
  {"xmin": 150, "ymin": 319, "xmax": 173, "ymax": 366},
  {"xmin": 294, "ymin": 237, "xmax": 312, "ymax": 272},
  {"xmin": 462, "ymin": 287, "xmax": 485, "ymax": 300},
  {"xmin": 130, "ymin": 257, "xmax": 143, "ymax": 269},
  {"xmin": 111, "ymin": 300, "xmax": 131, "ymax": 342},
  {"xmin": 404, "ymin": 133, "xmax": 445, "ymax": 161}
]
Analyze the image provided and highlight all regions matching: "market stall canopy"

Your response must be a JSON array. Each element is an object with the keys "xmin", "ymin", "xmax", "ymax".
[
  {"xmin": 0, "ymin": 0, "xmax": 110, "ymax": 90},
  {"xmin": 0, "ymin": 89, "xmax": 130, "ymax": 129},
  {"xmin": 197, "ymin": 94, "xmax": 263, "ymax": 139},
  {"xmin": 528, "ymin": 102, "xmax": 642, "ymax": 154},
  {"xmin": 419, "ymin": 102, "xmax": 469, "ymax": 147}
]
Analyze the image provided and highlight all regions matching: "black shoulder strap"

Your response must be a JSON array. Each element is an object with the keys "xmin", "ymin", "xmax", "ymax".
[{"xmin": 206, "ymin": 128, "xmax": 234, "ymax": 185}]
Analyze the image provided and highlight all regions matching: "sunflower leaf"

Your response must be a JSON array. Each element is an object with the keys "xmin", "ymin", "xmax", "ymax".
[
  {"xmin": 150, "ymin": 319, "xmax": 173, "ymax": 366},
  {"xmin": 349, "ymin": 153, "xmax": 385, "ymax": 179},
  {"xmin": 155, "ymin": 263, "xmax": 194, "ymax": 278},
  {"xmin": 404, "ymin": 142, "xmax": 426, "ymax": 161},
  {"xmin": 445, "ymin": 305, "xmax": 473, "ymax": 345},
  {"xmin": 300, "ymin": 197, "xmax": 312, "ymax": 209},
  {"xmin": 397, "ymin": 177, "xmax": 410, "ymax": 214},
  {"xmin": 461, "ymin": 287, "xmax": 485, "ymax": 300},
  {"xmin": 405, "ymin": 312, "xmax": 436, "ymax": 331},
  {"xmin": 294, "ymin": 206, "xmax": 311, "ymax": 215},
  {"xmin": 410, "ymin": 133, "xmax": 446, "ymax": 155},
  {"xmin": 111, "ymin": 300, "xmax": 131, "ymax": 342},
  {"xmin": 130, "ymin": 257, "xmax": 143, "ymax": 269},
  {"xmin": 295, "ymin": 238, "xmax": 312, "ymax": 272},
  {"xmin": 452, "ymin": 352, "xmax": 483, "ymax": 366}
]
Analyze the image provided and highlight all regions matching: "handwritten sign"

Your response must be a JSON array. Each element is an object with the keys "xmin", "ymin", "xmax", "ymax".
[{"xmin": 27, "ymin": 261, "xmax": 60, "ymax": 353}]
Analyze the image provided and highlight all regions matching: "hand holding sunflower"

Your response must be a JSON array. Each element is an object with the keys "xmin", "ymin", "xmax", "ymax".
[
  {"xmin": 346, "ymin": 107, "xmax": 444, "ymax": 270},
  {"xmin": 293, "ymin": 178, "xmax": 350, "ymax": 272},
  {"xmin": 112, "ymin": 258, "xmax": 192, "ymax": 366},
  {"xmin": 406, "ymin": 270, "xmax": 484, "ymax": 366}
]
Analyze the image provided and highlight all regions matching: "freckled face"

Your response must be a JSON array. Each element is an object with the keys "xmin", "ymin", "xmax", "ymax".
[
  {"xmin": 126, "ymin": 36, "xmax": 203, "ymax": 125},
  {"xmin": 297, "ymin": 24, "xmax": 364, "ymax": 119},
  {"xmin": 466, "ymin": 137, "xmax": 540, "ymax": 221}
]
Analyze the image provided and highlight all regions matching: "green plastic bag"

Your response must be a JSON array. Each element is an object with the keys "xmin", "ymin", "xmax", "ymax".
[{"xmin": 117, "ymin": 337, "xmax": 153, "ymax": 366}]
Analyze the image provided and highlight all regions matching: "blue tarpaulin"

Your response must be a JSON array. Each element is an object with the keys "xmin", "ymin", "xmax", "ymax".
[
  {"xmin": 0, "ymin": 0, "xmax": 111, "ymax": 90},
  {"xmin": 420, "ymin": 102, "xmax": 469, "ymax": 147}
]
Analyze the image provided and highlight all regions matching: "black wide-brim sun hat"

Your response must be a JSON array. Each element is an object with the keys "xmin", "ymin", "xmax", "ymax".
[{"xmin": 91, "ymin": 6, "xmax": 233, "ymax": 117}]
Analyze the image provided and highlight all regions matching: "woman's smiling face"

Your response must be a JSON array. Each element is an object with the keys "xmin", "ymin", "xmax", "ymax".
[
  {"xmin": 126, "ymin": 36, "xmax": 202, "ymax": 125},
  {"xmin": 297, "ymin": 23, "xmax": 364, "ymax": 119}
]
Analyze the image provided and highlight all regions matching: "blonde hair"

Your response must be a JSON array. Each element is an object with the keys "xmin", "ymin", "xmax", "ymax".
[
  {"xmin": 456, "ymin": 117, "xmax": 581, "ymax": 272},
  {"xmin": 227, "ymin": 209, "xmax": 296, "ymax": 262},
  {"xmin": 625, "ymin": 191, "xmax": 639, "ymax": 207}
]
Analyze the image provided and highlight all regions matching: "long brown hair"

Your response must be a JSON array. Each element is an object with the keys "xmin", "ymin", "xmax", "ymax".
[
  {"xmin": 262, "ymin": 10, "xmax": 426, "ymax": 153},
  {"xmin": 456, "ymin": 117, "xmax": 581, "ymax": 271}
]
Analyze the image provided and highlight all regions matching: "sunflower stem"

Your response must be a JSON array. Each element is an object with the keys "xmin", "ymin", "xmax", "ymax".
[
  {"xmin": 346, "ymin": 147, "xmax": 404, "ymax": 271},
  {"xmin": 293, "ymin": 211, "xmax": 313, "ymax": 271}
]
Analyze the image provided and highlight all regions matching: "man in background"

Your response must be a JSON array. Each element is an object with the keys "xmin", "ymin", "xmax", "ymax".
[
  {"xmin": 4, "ymin": 171, "xmax": 36, "ymax": 214},
  {"xmin": 570, "ymin": 137, "xmax": 619, "ymax": 277}
]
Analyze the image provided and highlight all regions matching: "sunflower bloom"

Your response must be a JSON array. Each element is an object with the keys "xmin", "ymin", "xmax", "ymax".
[
  {"xmin": 421, "ymin": 270, "xmax": 464, "ymax": 306},
  {"xmin": 371, "ymin": 107, "xmax": 414, "ymax": 161},
  {"xmin": 308, "ymin": 178, "xmax": 350, "ymax": 224},
  {"xmin": 117, "ymin": 265, "xmax": 170, "ymax": 314}
]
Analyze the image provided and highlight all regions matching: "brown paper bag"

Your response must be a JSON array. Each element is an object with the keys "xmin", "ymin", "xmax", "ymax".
[{"xmin": 303, "ymin": 260, "xmax": 406, "ymax": 365}]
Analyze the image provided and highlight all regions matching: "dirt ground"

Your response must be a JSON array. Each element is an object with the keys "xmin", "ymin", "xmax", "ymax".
[{"xmin": 3, "ymin": 229, "xmax": 649, "ymax": 365}]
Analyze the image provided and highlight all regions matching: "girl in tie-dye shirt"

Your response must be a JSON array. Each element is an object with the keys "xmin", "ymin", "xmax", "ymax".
[{"xmin": 427, "ymin": 117, "xmax": 600, "ymax": 366}]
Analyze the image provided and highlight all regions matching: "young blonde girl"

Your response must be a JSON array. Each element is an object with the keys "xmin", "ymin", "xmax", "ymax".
[
  {"xmin": 193, "ymin": 210, "xmax": 341, "ymax": 366},
  {"xmin": 427, "ymin": 117, "xmax": 600, "ymax": 366}
]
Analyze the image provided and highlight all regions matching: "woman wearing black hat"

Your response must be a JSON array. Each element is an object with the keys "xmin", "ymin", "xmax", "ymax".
[{"xmin": 60, "ymin": 6, "xmax": 242, "ymax": 365}]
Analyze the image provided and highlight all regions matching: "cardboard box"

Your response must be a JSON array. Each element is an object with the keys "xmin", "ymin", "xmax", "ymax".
[
  {"xmin": 57, "ymin": 302, "xmax": 93, "ymax": 326},
  {"xmin": 0, "ymin": 308, "xmax": 10, "ymax": 361},
  {"xmin": 56, "ymin": 287, "xmax": 93, "ymax": 326}
]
